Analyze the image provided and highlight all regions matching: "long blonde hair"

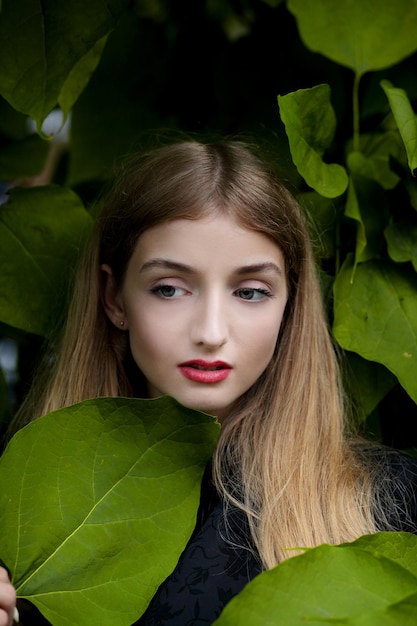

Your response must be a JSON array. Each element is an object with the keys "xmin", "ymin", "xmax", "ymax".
[{"xmin": 12, "ymin": 139, "xmax": 393, "ymax": 566}]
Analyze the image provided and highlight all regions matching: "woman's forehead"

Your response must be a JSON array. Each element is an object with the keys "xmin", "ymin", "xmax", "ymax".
[{"xmin": 130, "ymin": 214, "xmax": 286, "ymax": 275}]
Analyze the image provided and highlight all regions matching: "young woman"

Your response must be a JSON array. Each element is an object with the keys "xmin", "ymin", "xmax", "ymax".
[{"xmin": 1, "ymin": 139, "xmax": 416, "ymax": 625}]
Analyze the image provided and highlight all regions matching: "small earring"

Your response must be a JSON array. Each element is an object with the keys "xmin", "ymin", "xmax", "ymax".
[{"xmin": 120, "ymin": 320, "xmax": 125, "ymax": 327}]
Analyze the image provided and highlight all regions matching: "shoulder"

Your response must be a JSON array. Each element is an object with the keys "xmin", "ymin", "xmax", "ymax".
[
  {"xmin": 371, "ymin": 446, "xmax": 417, "ymax": 489},
  {"xmin": 368, "ymin": 446, "xmax": 417, "ymax": 533}
]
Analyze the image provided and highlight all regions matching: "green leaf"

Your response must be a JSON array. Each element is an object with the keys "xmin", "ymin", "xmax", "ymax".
[
  {"xmin": 278, "ymin": 85, "xmax": 348, "ymax": 198},
  {"xmin": 287, "ymin": 0, "xmax": 417, "ymax": 74},
  {"xmin": 333, "ymin": 256, "xmax": 417, "ymax": 403},
  {"xmin": 344, "ymin": 168, "xmax": 389, "ymax": 273},
  {"xmin": 385, "ymin": 221, "xmax": 417, "ymax": 272},
  {"xmin": 344, "ymin": 178, "xmax": 367, "ymax": 270},
  {"xmin": 0, "ymin": 186, "xmax": 93, "ymax": 337},
  {"xmin": 349, "ymin": 593, "xmax": 417, "ymax": 626},
  {"xmin": 0, "ymin": 396, "xmax": 220, "ymax": 626},
  {"xmin": 214, "ymin": 533, "xmax": 417, "ymax": 625},
  {"xmin": 347, "ymin": 144, "xmax": 400, "ymax": 190},
  {"xmin": 343, "ymin": 352, "xmax": 397, "ymax": 421},
  {"xmin": 381, "ymin": 80, "xmax": 417, "ymax": 175},
  {"xmin": 351, "ymin": 532, "xmax": 417, "ymax": 577},
  {"xmin": 0, "ymin": 0, "xmax": 127, "ymax": 131},
  {"xmin": 57, "ymin": 35, "xmax": 109, "ymax": 120}
]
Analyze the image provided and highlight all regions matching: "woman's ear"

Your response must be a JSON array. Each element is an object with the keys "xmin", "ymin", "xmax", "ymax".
[{"xmin": 100, "ymin": 264, "xmax": 128, "ymax": 329}]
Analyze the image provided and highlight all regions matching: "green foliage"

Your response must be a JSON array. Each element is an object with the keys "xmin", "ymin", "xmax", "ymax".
[
  {"xmin": 277, "ymin": 0, "xmax": 417, "ymax": 425},
  {"xmin": 381, "ymin": 80, "xmax": 417, "ymax": 173},
  {"xmin": 0, "ymin": 0, "xmax": 127, "ymax": 132},
  {"xmin": 333, "ymin": 258, "xmax": 417, "ymax": 403},
  {"xmin": 214, "ymin": 532, "xmax": 417, "ymax": 625},
  {"xmin": 0, "ymin": 396, "xmax": 219, "ymax": 625},
  {"xmin": 0, "ymin": 186, "xmax": 92, "ymax": 337},
  {"xmin": 278, "ymin": 85, "xmax": 348, "ymax": 198},
  {"xmin": 287, "ymin": 0, "xmax": 417, "ymax": 75},
  {"xmin": 386, "ymin": 221, "xmax": 417, "ymax": 271}
]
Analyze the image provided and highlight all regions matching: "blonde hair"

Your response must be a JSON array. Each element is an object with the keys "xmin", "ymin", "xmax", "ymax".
[{"xmin": 12, "ymin": 139, "xmax": 394, "ymax": 567}]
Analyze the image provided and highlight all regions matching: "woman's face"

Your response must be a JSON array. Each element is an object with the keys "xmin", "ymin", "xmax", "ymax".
[{"xmin": 103, "ymin": 214, "xmax": 288, "ymax": 421}]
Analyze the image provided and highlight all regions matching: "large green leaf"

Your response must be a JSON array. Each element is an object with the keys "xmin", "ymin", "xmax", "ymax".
[
  {"xmin": 381, "ymin": 80, "xmax": 417, "ymax": 175},
  {"xmin": 288, "ymin": 0, "xmax": 417, "ymax": 74},
  {"xmin": 333, "ymin": 256, "xmax": 417, "ymax": 403},
  {"xmin": 278, "ymin": 85, "xmax": 348, "ymax": 198},
  {"xmin": 0, "ymin": 396, "xmax": 219, "ymax": 626},
  {"xmin": 214, "ymin": 533, "xmax": 417, "ymax": 625},
  {"xmin": 0, "ymin": 0, "xmax": 127, "ymax": 130},
  {"xmin": 0, "ymin": 186, "xmax": 93, "ymax": 337}
]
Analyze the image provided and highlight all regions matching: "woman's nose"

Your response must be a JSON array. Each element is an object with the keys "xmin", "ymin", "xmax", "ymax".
[{"xmin": 191, "ymin": 294, "xmax": 229, "ymax": 348}]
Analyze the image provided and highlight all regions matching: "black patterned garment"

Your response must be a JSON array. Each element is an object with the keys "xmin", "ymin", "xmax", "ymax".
[{"xmin": 136, "ymin": 499, "xmax": 262, "ymax": 626}]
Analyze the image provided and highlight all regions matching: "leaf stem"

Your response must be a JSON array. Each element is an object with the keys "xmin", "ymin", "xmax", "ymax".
[
  {"xmin": 353, "ymin": 72, "xmax": 361, "ymax": 152},
  {"xmin": 335, "ymin": 214, "xmax": 341, "ymax": 276}
]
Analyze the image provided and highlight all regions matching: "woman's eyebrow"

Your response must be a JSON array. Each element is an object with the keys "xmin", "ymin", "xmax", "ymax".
[
  {"xmin": 235, "ymin": 262, "xmax": 283, "ymax": 276},
  {"xmin": 140, "ymin": 258, "xmax": 194, "ymax": 273},
  {"xmin": 139, "ymin": 259, "xmax": 284, "ymax": 275}
]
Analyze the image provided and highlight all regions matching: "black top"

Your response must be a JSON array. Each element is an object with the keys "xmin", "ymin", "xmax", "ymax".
[
  {"xmin": 136, "ymin": 466, "xmax": 262, "ymax": 626},
  {"xmin": 137, "ymin": 449, "xmax": 417, "ymax": 626}
]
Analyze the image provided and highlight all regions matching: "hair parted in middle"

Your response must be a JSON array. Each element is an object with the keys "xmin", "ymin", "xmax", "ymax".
[{"xmin": 15, "ymin": 139, "xmax": 386, "ymax": 567}]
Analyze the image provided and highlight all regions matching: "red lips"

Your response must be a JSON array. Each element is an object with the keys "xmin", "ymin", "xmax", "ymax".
[{"xmin": 178, "ymin": 360, "xmax": 232, "ymax": 383}]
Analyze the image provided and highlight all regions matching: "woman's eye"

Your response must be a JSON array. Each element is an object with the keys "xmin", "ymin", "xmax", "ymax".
[
  {"xmin": 236, "ymin": 288, "xmax": 273, "ymax": 301},
  {"xmin": 151, "ymin": 284, "xmax": 187, "ymax": 298}
]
